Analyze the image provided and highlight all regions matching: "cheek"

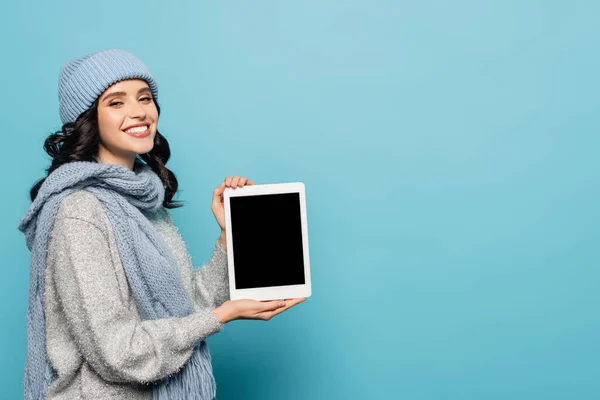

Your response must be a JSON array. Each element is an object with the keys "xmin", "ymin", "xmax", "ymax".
[
  {"xmin": 97, "ymin": 111, "xmax": 124, "ymax": 140},
  {"xmin": 148, "ymin": 104, "xmax": 159, "ymax": 122}
]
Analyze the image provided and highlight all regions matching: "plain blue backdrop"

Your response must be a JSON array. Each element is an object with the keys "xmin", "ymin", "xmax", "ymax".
[{"xmin": 2, "ymin": 1, "xmax": 599, "ymax": 399}]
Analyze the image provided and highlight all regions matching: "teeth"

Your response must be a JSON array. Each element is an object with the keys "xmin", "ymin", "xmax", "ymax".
[{"xmin": 125, "ymin": 125, "xmax": 149, "ymax": 134}]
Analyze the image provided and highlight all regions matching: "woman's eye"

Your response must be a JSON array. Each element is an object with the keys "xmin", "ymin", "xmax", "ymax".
[{"xmin": 109, "ymin": 97, "xmax": 151, "ymax": 107}]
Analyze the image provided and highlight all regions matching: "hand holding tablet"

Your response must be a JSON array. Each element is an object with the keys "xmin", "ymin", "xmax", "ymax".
[{"xmin": 213, "ymin": 297, "xmax": 306, "ymax": 324}]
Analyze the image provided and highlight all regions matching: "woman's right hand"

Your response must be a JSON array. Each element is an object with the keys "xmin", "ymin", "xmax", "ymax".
[{"xmin": 213, "ymin": 298, "xmax": 306, "ymax": 324}]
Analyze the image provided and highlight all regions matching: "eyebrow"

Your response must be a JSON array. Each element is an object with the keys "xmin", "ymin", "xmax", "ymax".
[{"xmin": 101, "ymin": 87, "xmax": 152, "ymax": 103}]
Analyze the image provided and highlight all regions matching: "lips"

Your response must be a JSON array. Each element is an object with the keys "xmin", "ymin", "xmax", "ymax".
[{"xmin": 123, "ymin": 125, "xmax": 151, "ymax": 138}]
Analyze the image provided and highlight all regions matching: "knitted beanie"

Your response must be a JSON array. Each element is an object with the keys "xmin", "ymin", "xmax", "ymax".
[{"xmin": 58, "ymin": 49, "xmax": 159, "ymax": 125}]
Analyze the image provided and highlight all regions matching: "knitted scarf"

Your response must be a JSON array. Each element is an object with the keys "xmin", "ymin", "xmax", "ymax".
[{"xmin": 17, "ymin": 160, "xmax": 216, "ymax": 400}]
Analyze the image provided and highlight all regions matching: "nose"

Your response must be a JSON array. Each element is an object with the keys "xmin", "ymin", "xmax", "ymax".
[{"xmin": 128, "ymin": 100, "xmax": 147, "ymax": 120}]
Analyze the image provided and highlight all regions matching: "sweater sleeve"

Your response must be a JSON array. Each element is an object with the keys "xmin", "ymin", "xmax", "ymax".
[
  {"xmin": 193, "ymin": 241, "xmax": 231, "ymax": 310},
  {"xmin": 48, "ymin": 216, "xmax": 222, "ymax": 384}
]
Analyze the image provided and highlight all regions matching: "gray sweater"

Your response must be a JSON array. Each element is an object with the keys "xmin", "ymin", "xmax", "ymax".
[{"xmin": 43, "ymin": 190, "xmax": 229, "ymax": 399}]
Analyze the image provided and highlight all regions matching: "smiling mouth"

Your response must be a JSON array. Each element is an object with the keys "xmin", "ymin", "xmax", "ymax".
[{"xmin": 123, "ymin": 124, "xmax": 151, "ymax": 138}]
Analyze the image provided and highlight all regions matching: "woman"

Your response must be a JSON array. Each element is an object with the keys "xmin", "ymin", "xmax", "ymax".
[{"xmin": 17, "ymin": 48, "xmax": 305, "ymax": 400}]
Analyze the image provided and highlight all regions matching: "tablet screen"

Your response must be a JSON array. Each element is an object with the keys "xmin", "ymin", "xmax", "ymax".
[{"xmin": 230, "ymin": 192, "xmax": 306, "ymax": 290}]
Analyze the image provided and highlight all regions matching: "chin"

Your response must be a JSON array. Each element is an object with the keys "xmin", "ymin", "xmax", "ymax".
[
  {"xmin": 129, "ymin": 136, "xmax": 155, "ymax": 154},
  {"xmin": 134, "ymin": 144, "xmax": 155, "ymax": 155}
]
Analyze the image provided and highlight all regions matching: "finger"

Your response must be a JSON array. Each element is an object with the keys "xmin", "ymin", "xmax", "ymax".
[
  {"xmin": 261, "ymin": 298, "xmax": 306, "ymax": 319},
  {"xmin": 231, "ymin": 176, "xmax": 241, "ymax": 188},
  {"xmin": 224, "ymin": 176, "xmax": 232, "ymax": 186},
  {"xmin": 212, "ymin": 183, "xmax": 226, "ymax": 206},
  {"xmin": 279, "ymin": 298, "xmax": 303, "ymax": 304},
  {"xmin": 284, "ymin": 298, "xmax": 306, "ymax": 309},
  {"xmin": 238, "ymin": 177, "xmax": 248, "ymax": 187},
  {"xmin": 213, "ymin": 182, "xmax": 226, "ymax": 197},
  {"xmin": 248, "ymin": 180, "xmax": 255, "ymax": 185},
  {"xmin": 258, "ymin": 310, "xmax": 278, "ymax": 320},
  {"xmin": 258, "ymin": 300, "xmax": 287, "ymax": 312},
  {"xmin": 260, "ymin": 302, "xmax": 299, "ymax": 320}
]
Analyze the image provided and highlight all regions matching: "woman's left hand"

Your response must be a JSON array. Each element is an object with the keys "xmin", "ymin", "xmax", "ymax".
[{"xmin": 212, "ymin": 176, "xmax": 255, "ymax": 247}]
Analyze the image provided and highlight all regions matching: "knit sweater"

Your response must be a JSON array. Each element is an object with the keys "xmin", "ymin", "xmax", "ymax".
[{"xmin": 42, "ymin": 189, "xmax": 229, "ymax": 399}]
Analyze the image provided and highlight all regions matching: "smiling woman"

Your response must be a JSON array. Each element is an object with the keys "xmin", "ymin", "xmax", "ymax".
[
  {"xmin": 18, "ymin": 48, "xmax": 304, "ymax": 400},
  {"xmin": 30, "ymin": 68, "xmax": 181, "ymax": 209}
]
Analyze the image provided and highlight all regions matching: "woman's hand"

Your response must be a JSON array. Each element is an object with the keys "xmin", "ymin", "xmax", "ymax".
[
  {"xmin": 212, "ymin": 176, "xmax": 255, "ymax": 251},
  {"xmin": 213, "ymin": 298, "xmax": 306, "ymax": 324}
]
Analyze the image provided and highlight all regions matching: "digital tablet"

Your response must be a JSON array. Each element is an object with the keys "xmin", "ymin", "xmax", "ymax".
[{"xmin": 223, "ymin": 182, "xmax": 312, "ymax": 301}]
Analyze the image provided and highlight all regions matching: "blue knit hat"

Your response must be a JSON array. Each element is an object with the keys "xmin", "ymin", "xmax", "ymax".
[{"xmin": 58, "ymin": 49, "xmax": 159, "ymax": 125}]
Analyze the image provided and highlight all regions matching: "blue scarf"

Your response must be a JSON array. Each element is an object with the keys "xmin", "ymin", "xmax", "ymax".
[{"xmin": 18, "ymin": 160, "xmax": 216, "ymax": 400}]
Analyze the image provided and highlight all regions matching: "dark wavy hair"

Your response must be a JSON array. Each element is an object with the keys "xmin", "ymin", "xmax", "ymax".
[{"xmin": 29, "ymin": 97, "xmax": 184, "ymax": 209}]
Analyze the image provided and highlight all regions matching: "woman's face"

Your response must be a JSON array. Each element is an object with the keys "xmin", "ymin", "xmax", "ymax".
[{"xmin": 96, "ymin": 79, "xmax": 158, "ymax": 169}]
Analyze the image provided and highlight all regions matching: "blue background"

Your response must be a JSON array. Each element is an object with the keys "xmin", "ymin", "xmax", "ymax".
[{"xmin": 2, "ymin": 1, "xmax": 599, "ymax": 399}]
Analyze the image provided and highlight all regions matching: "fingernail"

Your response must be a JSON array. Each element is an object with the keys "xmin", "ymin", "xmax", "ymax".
[{"xmin": 279, "ymin": 301, "xmax": 286, "ymax": 307}]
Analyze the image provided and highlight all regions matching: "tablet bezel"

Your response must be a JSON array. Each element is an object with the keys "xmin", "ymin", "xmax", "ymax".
[{"xmin": 223, "ymin": 182, "xmax": 312, "ymax": 301}]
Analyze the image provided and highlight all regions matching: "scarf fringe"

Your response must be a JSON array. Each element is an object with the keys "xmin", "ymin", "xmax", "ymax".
[{"xmin": 153, "ymin": 342, "xmax": 216, "ymax": 400}]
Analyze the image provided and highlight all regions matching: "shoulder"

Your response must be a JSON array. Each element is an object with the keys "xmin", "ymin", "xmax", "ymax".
[
  {"xmin": 54, "ymin": 189, "xmax": 173, "ymax": 229},
  {"xmin": 55, "ymin": 189, "xmax": 108, "ymax": 230}
]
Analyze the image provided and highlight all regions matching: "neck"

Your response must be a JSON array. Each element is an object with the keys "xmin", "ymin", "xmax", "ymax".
[{"xmin": 96, "ymin": 144, "xmax": 136, "ymax": 170}]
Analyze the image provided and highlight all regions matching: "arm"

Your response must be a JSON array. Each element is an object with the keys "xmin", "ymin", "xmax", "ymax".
[
  {"xmin": 49, "ymin": 216, "xmax": 222, "ymax": 384},
  {"xmin": 193, "ymin": 233, "xmax": 230, "ymax": 310},
  {"xmin": 159, "ymin": 208, "xmax": 230, "ymax": 310}
]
